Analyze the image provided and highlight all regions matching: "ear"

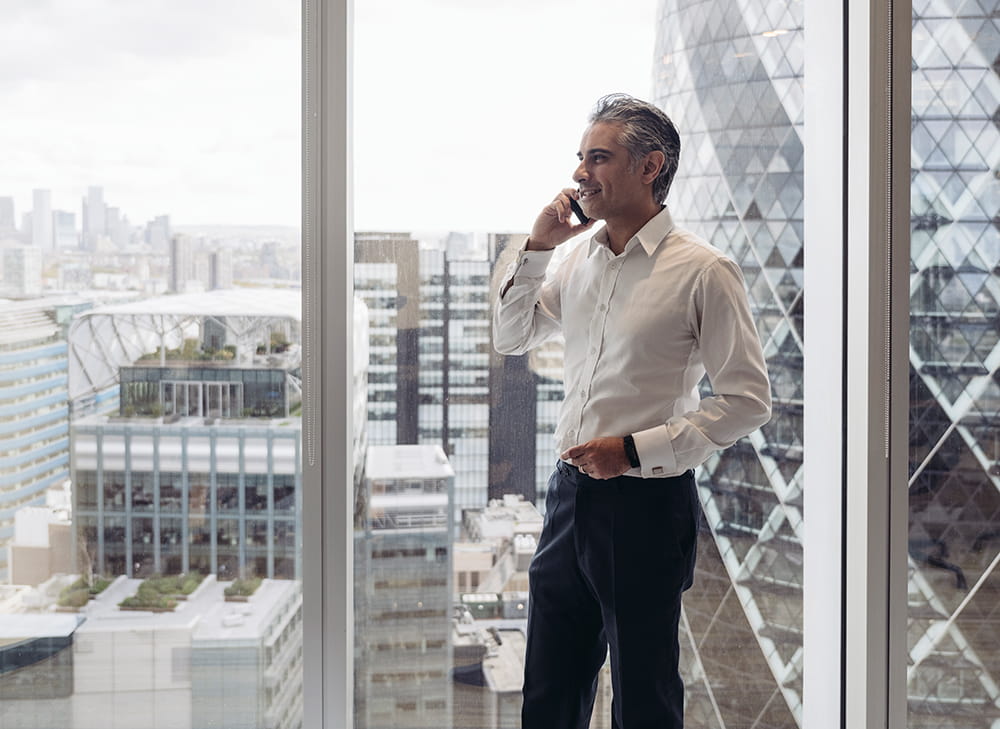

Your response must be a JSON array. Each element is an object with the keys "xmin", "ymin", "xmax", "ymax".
[{"xmin": 641, "ymin": 151, "xmax": 665, "ymax": 184}]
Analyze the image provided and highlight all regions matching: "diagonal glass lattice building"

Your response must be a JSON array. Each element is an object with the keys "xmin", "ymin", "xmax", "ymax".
[{"xmin": 654, "ymin": 0, "xmax": 999, "ymax": 726}]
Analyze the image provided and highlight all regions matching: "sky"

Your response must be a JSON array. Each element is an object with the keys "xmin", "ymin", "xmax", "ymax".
[{"xmin": 1, "ymin": 0, "xmax": 658, "ymax": 232}]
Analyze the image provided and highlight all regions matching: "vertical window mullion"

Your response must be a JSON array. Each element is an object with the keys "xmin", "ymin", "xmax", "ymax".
[
  {"xmin": 305, "ymin": 0, "xmax": 354, "ymax": 727},
  {"xmin": 843, "ymin": 0, "xmax": 911, "ymax": 727}
]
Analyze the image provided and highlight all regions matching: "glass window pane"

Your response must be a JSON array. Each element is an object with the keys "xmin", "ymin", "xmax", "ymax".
[
  {"xmin": 353, "ymin": 1, "xmax": 806, "ymax": 727},
  {"xmin": 0, "ymin": 3, "xmax": 303, "ymax": 727},
  {"xmin": 908, "ymin": 2, "xmax": 1000, "ymax": 725}
]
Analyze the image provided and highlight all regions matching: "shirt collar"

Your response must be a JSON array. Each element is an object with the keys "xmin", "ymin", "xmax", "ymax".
[{"xmin": 587, "ymin": 206, "xmax": 676, "ymax": 258}]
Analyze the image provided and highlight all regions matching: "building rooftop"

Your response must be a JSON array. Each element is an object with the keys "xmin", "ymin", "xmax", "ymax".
[
  {"xmin": 365, "ymin": 444, "xmax": 455, "ymax": 481},
  {"xmin": 76, "ymin": 575, "xmax": 299, "ymax": 643}
]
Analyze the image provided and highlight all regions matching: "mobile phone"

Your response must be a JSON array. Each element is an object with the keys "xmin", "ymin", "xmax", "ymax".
[{"xmin": 569, "ymin": 197, "xmax": 590, "ymax": 225}]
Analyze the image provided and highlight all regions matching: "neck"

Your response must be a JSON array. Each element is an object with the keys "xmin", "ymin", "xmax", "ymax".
[{"xmin": 604, "ymin": 202, "xmax": 662, "ymax": 255}]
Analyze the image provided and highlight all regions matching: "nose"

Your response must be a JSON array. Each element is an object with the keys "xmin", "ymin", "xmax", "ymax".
[{"xmin": 574, "ymin": 159, "xmax": 588, "ymax": 184}]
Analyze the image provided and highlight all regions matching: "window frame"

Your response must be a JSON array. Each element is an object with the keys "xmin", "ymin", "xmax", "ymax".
[{"xmin": 304, "ymin": 0, "xmax": 915, "ymax": 726}]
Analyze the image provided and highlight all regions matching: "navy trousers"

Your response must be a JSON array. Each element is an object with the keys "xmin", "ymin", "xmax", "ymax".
[{"xmin": 521, "ymin": 460, "xmax": 700, "ymax": 729}]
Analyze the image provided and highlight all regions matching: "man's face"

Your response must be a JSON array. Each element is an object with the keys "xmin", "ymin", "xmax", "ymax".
[{"xmin": 574, "ymin": 121, "xmax": 649, "ymax": 223}]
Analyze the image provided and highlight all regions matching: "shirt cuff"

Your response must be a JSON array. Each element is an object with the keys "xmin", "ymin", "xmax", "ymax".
[
  {"xmin": 632, "ymin": 424, "xmax": 679, "ymax": 478},
  {"xmin": 513, "ymin": 247, "xmax": 555, "ymax": 278}
]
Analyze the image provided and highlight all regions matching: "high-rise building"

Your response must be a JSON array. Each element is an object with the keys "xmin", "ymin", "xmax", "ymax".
[
  {"xmin": 904, "ymin": 2, "xmax": 1000, "ymax": 724},
  {"xmin": 354, "ymin": 444, "xmax": 454, "ymax": 729},
  {"xmin": 81, "ymin": 186, "xmax": 106, "ymax": 250},
  {"xmin": 0, "ymin": 197, "xmax": 18, "ymax": 238},
  {"xmin": 67, "ymin": 290, "xmax": 303, "ymax": 581},
  {"xmin": 53, "ymin": 210, "xmax": 77, "ymax": 250},
  {"xmin": 209, "ymin": 250, "xmax": 233, "ymax": 290},
  {"xmin": 653, "ymin": 0, "xmax": 1000, "ymax": 725},
  {"xmin": 146, "ymin": 215, "xmax": 171, "ymax": 252},
  {"xmin": 355, "ymin": 232, "xmax": 561, "ymax": 519},
  {"xmin": 31, "ymin": 189, "xmax": 53, "ymax": 250},
  {"xmin": 170, "ymin": 234, "xmax": 196, "ymax": 293},
  {"xmin": 0, "ymin": 299, "xmax": 82, "ymax": 583}
]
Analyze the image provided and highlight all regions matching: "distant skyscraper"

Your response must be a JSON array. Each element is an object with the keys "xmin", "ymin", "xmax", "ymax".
[
  {"xmin": 170, "ymin": 234, "xmax": 195, "ymax": 293},
  {"xmin": 32, "ymin": 189, "xmax": 53, "ymax": 250},
  {"xmin": 53, "ymin": 211, "xmax": 77, "ymax": 250},
  {"xmin": 209, "ymin": 250, "xmax": 234, "ymax": 290},
  {"xmin": 105, "ymin": 206, "xmax": 130, "ymax": 248},
  {"xmin": 81, "ymin": 186, "xmax": 106, "ymax": 250},
  {"xmin": 0, "ymin": 197, "xmax": 15, "ymax": 237},
  {"xmin": 145, "ymin": 215, "xmax": 171, "ymax": 251}
]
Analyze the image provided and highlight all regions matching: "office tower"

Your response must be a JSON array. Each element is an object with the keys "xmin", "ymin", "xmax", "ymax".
[
  {"xmin": 170, "ymin": 234, "xmax": 195, "ymax": 293},
  {"xmin": 31, "ymin": 189, "xmax": 53, "ymax": 250},
  {"xmin": 0, "ymin": 196, "xmax": 17, "ymax": 237},
  {"xmin": 81, "ymin": 186, "xmax": 106, "ymax": 250},
  {"xmin": 0, "ymin": 300, "xmax": 78, "ymax": 583},
  {"xmin": 1, "ymin": 246, "xmax": 43, "ymax": 297},
  {"xmin": 355, "ymin": 232, "xmax": 558, "ymax": 517},
  {"xmin": 209, "ymin": 250, "xmax": 233, "ymax": 290},
  {"xmin": 354, "ymin": 444, "xmax": 454, "ymax": 729},
  {"xmin": 354, "ymin": 233, "xmax": 421, "ymax": 446},
  {"xmin": 487, "ymin": 233, "xmax": 564, "ymax": 506},
  {"xmin": 904, "ymin": 2, "xmax": 1000, "ymax": 724},
  {"xmin": 654, "ymin": 2, "xmax": 805, "ymax": 725},
  {"xmin": 53, "ymin": 210, "xmax": 77, "ymax": 250},
  {"xmin": 655, "ymin": 0, "xmax": 1000, "ymax": 725},
  {"xmin": 67, "ymin": 290, "xmax": 303, "ymax": 580},
  {"xmin": 146, "ymin": 215, "xmax": 171, "ymax": 252},
  {"xmin": 105, "ymin": 206, "xmax": 132, "ymax": 249}
]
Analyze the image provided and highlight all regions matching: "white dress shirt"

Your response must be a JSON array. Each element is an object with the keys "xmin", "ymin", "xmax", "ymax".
[{"xmin": 493, "ymin": 206, "xmax": 771, "ymax": 478}]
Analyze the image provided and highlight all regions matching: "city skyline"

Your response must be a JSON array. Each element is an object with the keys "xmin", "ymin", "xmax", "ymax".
[{"xmin": 2, "ymin": 0, "xmax": 658, "ymax": 232}]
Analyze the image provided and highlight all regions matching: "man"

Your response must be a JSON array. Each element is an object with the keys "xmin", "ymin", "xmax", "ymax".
[{"xmin": 493, "ymin": 94, "xmax": 771, "ymax": 729}]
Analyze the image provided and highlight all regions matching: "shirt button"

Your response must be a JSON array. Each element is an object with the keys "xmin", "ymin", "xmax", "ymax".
[
  {"xmin": 590, "ymin": 347, "xmax": 597, "ymax": 355},
  {"xmin": 579, "ymin": 390, "xmax": 586, "ymax": 398},
  {"xmin": 598, "ymin": 304, "xmax": 607, "ymax": 311}
]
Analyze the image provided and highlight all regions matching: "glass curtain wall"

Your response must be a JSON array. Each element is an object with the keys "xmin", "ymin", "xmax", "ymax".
[
  {"xmin": 654, "ymin": 0, "xmax": 805, "ymax": 726},
  {"xmin": 907, "ymin": 1, "xmax": 1000, "ymax": 725}
]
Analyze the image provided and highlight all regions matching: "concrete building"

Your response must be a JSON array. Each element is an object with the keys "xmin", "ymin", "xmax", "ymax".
[
  {"xmin": 9, "ymin": 499, "xmax": 71, "ymax": 586},
  {"xmin": 1, "ymin": 246, "xmax": 43, "ymax": 297},
  {"xmin": 354, "ymin": 444, "xmax": 454, "ymax": 729},
  {"xmin": 0, "ymin": 575, "xmax": 302, "ymax": 729}
]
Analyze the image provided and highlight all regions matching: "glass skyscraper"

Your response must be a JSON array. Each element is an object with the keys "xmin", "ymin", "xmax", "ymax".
[{"xmin": 654, "ymin": 0, "xmax": 999, "ymax": 725}]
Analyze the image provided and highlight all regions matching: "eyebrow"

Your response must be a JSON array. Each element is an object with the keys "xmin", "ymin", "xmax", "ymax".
[{"xmin": 577, "ymin": 147, "xmax": 615, "ymax": 160}]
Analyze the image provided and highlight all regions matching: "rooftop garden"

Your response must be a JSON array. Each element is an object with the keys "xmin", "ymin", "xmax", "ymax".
[
  {"xmin": 119, "ymin": 573, "xmax": 205, "ymax": 611},
  {"xmin": 57, "ymin": 576, "xmax": 112, "ymax": 609}
]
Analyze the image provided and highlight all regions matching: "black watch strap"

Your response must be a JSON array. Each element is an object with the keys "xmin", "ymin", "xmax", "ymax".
[{"xmin": 623, "ymin": 434, "xmax": 641, "ymax": 468}]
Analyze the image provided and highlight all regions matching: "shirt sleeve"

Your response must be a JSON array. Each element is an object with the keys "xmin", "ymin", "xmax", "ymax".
[
  {"xmin": 631, "ymin": 257, "xmax": 772, "ymax": 477},
  {"xmin": 492, "ymin": 247, "xmax": 563, "ymax": 355}
]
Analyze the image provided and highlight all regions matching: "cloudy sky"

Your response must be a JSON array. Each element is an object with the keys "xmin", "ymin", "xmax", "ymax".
[{"xmin": 1, "ymin": 0, "xmax": 657, "ymax": 232}]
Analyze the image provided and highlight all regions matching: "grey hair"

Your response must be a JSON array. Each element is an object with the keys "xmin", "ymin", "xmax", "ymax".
[{"xmin": 588, "ymin": 93, "xmax": 681, "ymax": 204}]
